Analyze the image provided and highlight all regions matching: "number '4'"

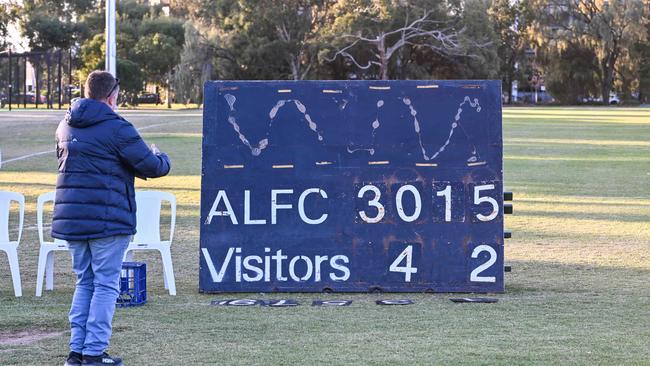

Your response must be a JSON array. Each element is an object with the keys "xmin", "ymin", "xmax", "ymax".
[{"xmin": 389, "ymin": 245, "xmax": 418, "ymax": 282}]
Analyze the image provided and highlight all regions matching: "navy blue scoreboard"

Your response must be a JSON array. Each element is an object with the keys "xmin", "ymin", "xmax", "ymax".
[{"xmin": 200, "ymin": 80, "xmax": 504, "ymax": 293}]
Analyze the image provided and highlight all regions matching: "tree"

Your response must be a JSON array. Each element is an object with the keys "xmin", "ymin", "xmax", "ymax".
[
  {"xmin": 637, "ymin": 18, "xmax": 650, "ymax": 103},
  {"xmin": 0, "ymin": 2, "xmax": 19, "ymax": 50},
  {"xmin": 116, "ymin": 58, "xmax": 145, "ymax": 103},
  {"xmin": 529, "ymin": 0, "xmax": 648, "ymax": 104},
  {"xmin": 236, "ymin": 0, "xmax": 334, "ymax": 80},
  {"xmin": 173, "ymin": 0, "xmax": 502, "ymax": 83},
  {"xmin": 132, "ymin": 17, "xmax": 185, "ymax": 106},
  {"xmin": 171, "ymin": 0, "xmax": 281, "ymax": 80},
  {"xmin": 544, "ymin": 42, "xmax": 600, "ymax": 103},
  {"xmin": 172, "ymin": 0, "xmax": 334, "ymax": 104},
  {"xmin": 133, "ymin": 18, "xmax": 184, "ymax": 84},
  {"xmin": 73, "ymin": 1, "xmax": 183, "ymax": 104},
  {"xmin": 173, "ymin": 23, "xmax": 224, "ymax": 105},
  {"xmin": 18, "ymin": 0, "xmax": 95, "ymax": 51},
  {"xmin": 77, "ymin": 33, "xmax": 144, "ymax": 102},
  {"xmin": 323, "ymin": 0, "xmax": 492, "ymax": 80},
  {"xmin": 451, "ymin": 0, "xmax": 500, "ymax": 79},
  {"xmin": 489, "ymin": 0, "xmax": 530, "ymax": 103}
]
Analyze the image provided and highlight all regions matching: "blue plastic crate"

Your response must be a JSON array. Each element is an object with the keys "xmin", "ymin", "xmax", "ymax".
[{"xmin": 117, "ymin": 262, "xmax": 147, "ymax": 307}]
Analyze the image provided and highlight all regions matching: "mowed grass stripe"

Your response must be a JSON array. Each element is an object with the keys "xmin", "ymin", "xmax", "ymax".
[{"xmin": 507, "ymin": 137, "xmax": 650, "ymax": 146}]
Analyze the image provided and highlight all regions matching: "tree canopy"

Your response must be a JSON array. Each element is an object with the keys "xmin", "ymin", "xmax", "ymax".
[
  {"xmin": 2, "ymin": 0, "xmax": 649, "ymax": 105},
  {"xmin": 528, "ymin": 0, "xmax": 648, "ymax": 104}
]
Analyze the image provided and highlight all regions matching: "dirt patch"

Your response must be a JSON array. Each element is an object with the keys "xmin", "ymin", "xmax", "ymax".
[{"xmin": 0, "ymin": 329, "xmax": 65, "ymax": 346}]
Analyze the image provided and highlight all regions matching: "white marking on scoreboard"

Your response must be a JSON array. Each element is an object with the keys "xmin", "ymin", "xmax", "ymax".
[
  {"xmin": 223, "ymin": 93, "xmax": 483, "ymax": 164},
  {"xmin": 416, "ymin": 163, "xmax": 438, "ymax": 167},
  {"xmin": 224, "ymin": 165, "xmax": 244, "ymax": 169},
  {"xmin": 368, "ymin": 161, "xmax": 390, "ymax": 165},
  {"xmin": 322, "ymin": 89, "xmax": 342, "ymax": 93},
  {"xmin": 369, "ymin": 86, "xmax": 391, "ymax": 90},
  {"xmin": 315, "ymin": 161, "xmax": 334, "ymax": 166},
  {"xmin": 346, "ymin": 95, "xmax": 482, "ymax": 164},
  {"xmin": 467, "ymin": 161, "xmax": 487, "ymax": 167},
  {"xmin": 224, "ymin": 94, "xmax": 236, "ymax": 110},
  {"xmin": 416, "ymin": 85, "xmax": 439, "ymax": 89},
  {"xmin": 224, "ymin": 94, "xmax": 324, "ymax": 156},
  {"xmin": 273, "ymin": 164, "xmax": 294, "ymax": 169}
]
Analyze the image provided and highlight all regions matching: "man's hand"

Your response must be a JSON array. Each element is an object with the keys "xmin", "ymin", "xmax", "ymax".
[{"xmin": 150, "ymin": 143, "xmax": 161, "ymax": 155}]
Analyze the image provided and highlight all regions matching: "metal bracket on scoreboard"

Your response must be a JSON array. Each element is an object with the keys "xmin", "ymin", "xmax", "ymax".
[{"xmin": 503, "ymin": 191, "xmax": 513, "ymax": 273}]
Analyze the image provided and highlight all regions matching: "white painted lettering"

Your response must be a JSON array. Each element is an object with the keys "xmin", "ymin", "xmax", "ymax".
[
  {"xmin": 272, "ymin": 249, "xmax": 288, "ymax": 281},
  {"xmin": 271, "ymin": 189, "xmax": 293, "ymax": 224},
  {"xmin": 235, "ymin": 247, "xmax": 242, "ymax": 282},
  {"xmin": 289, "ymin": 255, "xmax": 314, "ymax": 282},
  {"xmin": 205, "ymin": 190, "xmax": 238, "ymax": 225},
  {"xmin": 264, "ymin": 247, "xmax": 271, "ymax": 282},
  {"xmin": 314, "ymin": 255, "xmax": 329, "ymax": 282},
  {"xmin": 329, "ymin": 255, "xmax": 351, "ymax": 281},
  {"xmin": 244, "ymin": 190, "xmax": 266, "ymax": 225},
  {"xmin": 243, "ymin": 255, "xmax": 264, "ymax": 282},
  {"xmin": 298, "ymin": 188, "xmax": 328, "ymax": 224},
  {"xmin": 358, "ymin": 185, "xmax": 385, "ymax": 223},
  {"xmin": 395, "ymin": 185, "xmax": 422, "ymax": 222},
  {"xmin": 201, "ymin": 247, "xmax": 234, "ymax": 282}
]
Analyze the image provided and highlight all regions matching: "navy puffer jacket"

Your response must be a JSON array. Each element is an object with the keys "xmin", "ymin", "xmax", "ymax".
[{"xmin": 52, "ymin": 98, "xmax": 171, "ymax": 240}]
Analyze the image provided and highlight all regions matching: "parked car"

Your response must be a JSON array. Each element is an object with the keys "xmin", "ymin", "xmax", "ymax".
[
  {"xmin": 137, "ymin": 93, "xmax": 161, "ymax": 104},
  {"xmin": 581, "ymin": 93, "xmax": 620, "ymax": 105},
  {"xmin": 27, "ymin": 92, "xmax": 47, "ymax": 104},
  {"xmin": 9, "ymin": 92, "xmax": 47, "ymax": 104},
  {"xmin": 68, "ymin": 86, "xmax": 81, "ymax": 98}
]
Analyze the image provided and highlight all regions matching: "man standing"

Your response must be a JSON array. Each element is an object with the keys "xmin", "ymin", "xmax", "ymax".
[{"xmin": 54, "ymin": 71, "xmax": 171, "ymax": 366}]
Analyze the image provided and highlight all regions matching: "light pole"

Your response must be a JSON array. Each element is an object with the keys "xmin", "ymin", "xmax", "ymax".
[
  {"xmin": 8, "ymin": 49, "xmax": 12, "ymax": 111},
  {"xmin": 105, "ymin": 0, "xmax": 116, "ymax": 76}
]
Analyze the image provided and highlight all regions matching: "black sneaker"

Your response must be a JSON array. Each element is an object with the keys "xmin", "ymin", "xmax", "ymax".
[
  {"xmin": 64, "ymin": 351, "xmax": 82, "ymax": 366},
  {"xmin": 82, "ymin": 353, "xmax": 123, "ymax": 366}
]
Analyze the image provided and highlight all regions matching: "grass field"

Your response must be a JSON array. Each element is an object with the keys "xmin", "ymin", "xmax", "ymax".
[{"xmin": 0, "ymin": 106, "xmax": 649, "ymax": 365}]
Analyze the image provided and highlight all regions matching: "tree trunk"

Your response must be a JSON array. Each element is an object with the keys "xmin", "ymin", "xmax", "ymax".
[
  {"xmin": 506, "ymin": 56, "xmax": 517, "ymax": 104},
  {"xmin": 201, "ymin": 61, "xmax": 213, "ymax": 107},
  {"xmin": 600, "ymin": 50, "xmax": 618, "ymax": 106},
  {"xmin": 396, "ymin": 46, "xmax": 406, "ymax": 79},
  {"xmin": 601, "ymin": 68, "xmax": 612, "ymax": 106},
  {"xmin": 290, "ymin": 55, "xmax": 300, "ymax": 80},
  {"xmin": 378, "ymin": 36, "xmax": 389, "ymax": 80},
  {"xmin": 380, "ymin": 60, "xmax": 389, "ymax": 80},
  {"xmin": 506, "ymin": 77, "xmax": 513, "ymax": 105}
]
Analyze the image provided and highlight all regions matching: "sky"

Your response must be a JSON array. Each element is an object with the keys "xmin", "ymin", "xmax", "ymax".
[
  {"xmin": 6, "ymin": 25, "xmax": 27, "ymax": 52},
  {"xmin": 2, "ymin": 0, "xmax": 27, "ymax": 52}
]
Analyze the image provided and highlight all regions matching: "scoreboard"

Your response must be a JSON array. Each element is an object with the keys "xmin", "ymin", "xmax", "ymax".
[{"xmin": 199, "ymin": 80, "xmax": 504, "ymax": 293}]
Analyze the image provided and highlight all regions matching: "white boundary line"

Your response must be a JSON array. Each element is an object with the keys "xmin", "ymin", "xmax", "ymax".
[
  {"xmin": 1, "ymin": 121, "xmax": 200, "ymax": 166},
  {"xmin": 2, "ymin": 150, "xmax": 56, "ymax": 165},
  {"xmin": 138, "ymin": 122, "xmax": 182, "ymax": 131}
]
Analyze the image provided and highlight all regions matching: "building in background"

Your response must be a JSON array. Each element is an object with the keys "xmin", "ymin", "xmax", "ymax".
[{"xmin": 144, "ymin": 0, "xmax": 170, "ymax": 16}]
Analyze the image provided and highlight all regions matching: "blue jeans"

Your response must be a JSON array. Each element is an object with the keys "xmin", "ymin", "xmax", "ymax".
[{"xmin": 67, "ymin": 235, "xmax": 130, "ymax": 356}]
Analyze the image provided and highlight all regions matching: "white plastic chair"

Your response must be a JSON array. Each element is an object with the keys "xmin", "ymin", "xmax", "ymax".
[
  {"xmin": 35, "ymin": 191, "xmax": 70, "ymax": 297},
  {"xmin": 0, "ymin": 191, "xmax": 24, "ymax": 297},
  {"xmin": 123, "ymin": 190, "xmax": 177, "ymax": 295}
]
